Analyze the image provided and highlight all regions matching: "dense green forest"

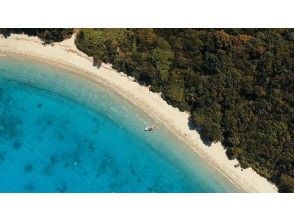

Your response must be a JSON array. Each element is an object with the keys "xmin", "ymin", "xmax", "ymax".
[{"xmin": 1, "ymin": 29, "xmax": 293, "ymax": 192}]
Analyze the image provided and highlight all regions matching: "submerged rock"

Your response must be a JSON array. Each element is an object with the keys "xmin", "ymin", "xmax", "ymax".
[
  {"xmin": 24, "ymin": 182, "xmax": 36, "ymax": 192},
  {"xmin": 56, "ymin": 183, "xmax": 68, "ymax": 193},
  {"xmin": 12, "ymin": 140, "xmax": 22, "ymax": 150},
  {"xmin": 24, "ymin": 163, "xmax": 33, "ymax": 173},
  {"xmin": 0, "ymin": 150, "xmax": 6, "ymax": 161}
]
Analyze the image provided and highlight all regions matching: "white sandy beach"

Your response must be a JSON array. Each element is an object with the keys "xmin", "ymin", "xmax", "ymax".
[{"xmin": 0, "ymin": 33, "xmax": 278, "ymax": 192}]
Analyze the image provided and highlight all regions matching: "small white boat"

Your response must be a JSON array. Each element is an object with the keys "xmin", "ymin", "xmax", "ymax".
[{"xmin": 144, "ymin": 126, "xmax": 155, "ymax": 131}]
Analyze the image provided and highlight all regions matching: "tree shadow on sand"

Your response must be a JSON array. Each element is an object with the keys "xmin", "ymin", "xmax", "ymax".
[{"xmin": 187, "ymin": 116, "xmax": 212, "ymax": 147}]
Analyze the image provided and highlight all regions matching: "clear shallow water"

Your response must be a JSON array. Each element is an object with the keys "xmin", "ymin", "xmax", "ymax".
[{"xmin": 0, "ymin": 56, "xmax": 237, "ymax": 192}]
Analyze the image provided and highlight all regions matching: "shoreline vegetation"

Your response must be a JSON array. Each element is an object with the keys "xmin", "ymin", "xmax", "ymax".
[{"xmin": 0, "ymin": 29, "xmax": 293, "ymax": 192}]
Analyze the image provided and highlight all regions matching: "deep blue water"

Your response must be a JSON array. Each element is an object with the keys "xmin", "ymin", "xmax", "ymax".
[{"xmin": 0, "ymin": 56, "xmax": 237, "ymax": 192}]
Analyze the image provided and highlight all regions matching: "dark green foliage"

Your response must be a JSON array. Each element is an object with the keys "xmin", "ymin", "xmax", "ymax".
[
  {"xmin": 75, "ymin": 28, "xmax": 294, "ymax": 192},
  {"xmin": 0, "ymin": 28, "xmax": 73, "ymax": 44},
  {"xmin": 279, "ymin": 174, "xmax": 294, "ymax": 192}
]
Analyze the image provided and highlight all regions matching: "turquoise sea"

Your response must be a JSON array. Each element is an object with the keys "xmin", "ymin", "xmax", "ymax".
[{"xmin": 0, "ymin": 56, "xmax": 237, "ymax": 192}]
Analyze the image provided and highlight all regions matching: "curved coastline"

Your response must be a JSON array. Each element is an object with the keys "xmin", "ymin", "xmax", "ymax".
[{"xmin": 0, "ymin": 34, "xmax": 278, "ymax": 192}]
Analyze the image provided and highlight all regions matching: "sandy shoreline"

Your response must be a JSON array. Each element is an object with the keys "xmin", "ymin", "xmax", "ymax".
[{"xmin": 0, "ymin": 34, "xmax": 278, "ymax": 192}]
